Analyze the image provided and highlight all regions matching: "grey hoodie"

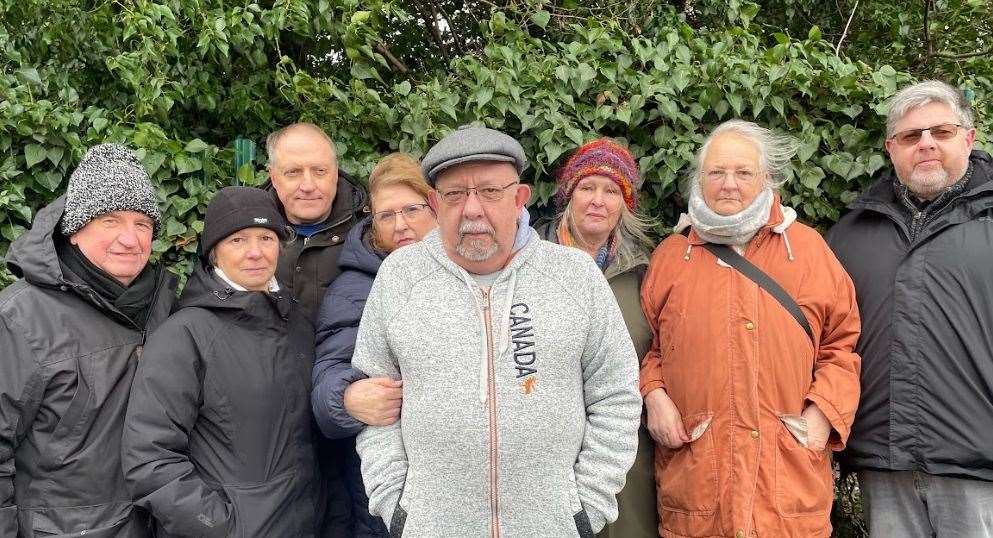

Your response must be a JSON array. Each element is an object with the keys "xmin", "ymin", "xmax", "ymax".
[{"xmin": 353, "ymin": 227, "xmax": 641, "ymax": 537}]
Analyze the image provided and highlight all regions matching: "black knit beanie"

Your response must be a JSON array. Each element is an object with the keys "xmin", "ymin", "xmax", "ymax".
[{"xmin": 201, "ymin": 186, "xmax": 288, "ymax": 258}]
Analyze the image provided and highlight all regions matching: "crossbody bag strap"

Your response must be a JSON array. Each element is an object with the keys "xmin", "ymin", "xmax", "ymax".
[{"xmin": 699, "ymin": 242, "xmax": 815, "ymax": 344}]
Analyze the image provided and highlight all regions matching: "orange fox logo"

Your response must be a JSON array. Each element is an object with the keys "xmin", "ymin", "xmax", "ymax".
[{"xmin": 521, "ymin": 377, "xmax": 537, "ymax": 395}]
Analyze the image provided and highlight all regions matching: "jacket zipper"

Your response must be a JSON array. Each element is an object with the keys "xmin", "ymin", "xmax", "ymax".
[{"xmin": 480, "ymin": 289, "xmax": 501, "ymax": 538}]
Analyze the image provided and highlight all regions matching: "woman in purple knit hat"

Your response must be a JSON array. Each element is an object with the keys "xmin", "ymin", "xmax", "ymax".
[{"xmin": 535, "ymin": 138, "xmax": 658, "ymax": 538}]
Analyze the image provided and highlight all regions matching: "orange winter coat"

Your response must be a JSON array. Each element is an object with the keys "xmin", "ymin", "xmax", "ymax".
[{"xmin": 639, "ymin": 201, "xmax": 861, "ymax": 538}]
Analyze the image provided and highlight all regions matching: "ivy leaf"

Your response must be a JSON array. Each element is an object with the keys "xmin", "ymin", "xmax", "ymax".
[
  {"xmin": 24, "ymin": 144, "xmax": 47, "ymax": 168},
  {"xmin": 184, "ymin": 139, "xmax": 211, "ymax": 153},
  {"xmin": 530, "ymin": 10, "xmax": 551, "ymax": 29}
]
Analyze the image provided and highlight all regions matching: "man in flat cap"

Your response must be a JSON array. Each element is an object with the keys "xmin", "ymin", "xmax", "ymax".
[
  {"xmin": 352, "ymin": 126, "xmax": 641, "ymax": 537},
  {"xmin": 0, "ymin": 143, "xmax": 176, "ymax": 536}
]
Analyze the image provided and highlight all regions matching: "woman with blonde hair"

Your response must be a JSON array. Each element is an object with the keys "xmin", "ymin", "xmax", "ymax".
[
  {"xmin": 535, "ymin": 138, "xmax": 658, "ymax": 538},
  {"xmin": 311, "ymin": 153, "xmax": 438, "ymax": 537}
]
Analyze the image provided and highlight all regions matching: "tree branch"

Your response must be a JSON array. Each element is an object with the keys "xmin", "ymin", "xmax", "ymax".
[
  {"xmin": 834, "ymin": 0, "xmax": 859, "ymax": 56},
  {"xmin": 376, "ymin": 42, "xmax": 409, "ymax": 74},
  {"xmin": 923, "ymin": 0, "xmax": 934, "ymax": 57}
]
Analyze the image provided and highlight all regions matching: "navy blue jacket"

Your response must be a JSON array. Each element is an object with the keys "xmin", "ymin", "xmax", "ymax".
[{"xmin": 312, "ymin": 216, "xmax": 388, "ymax": 537}]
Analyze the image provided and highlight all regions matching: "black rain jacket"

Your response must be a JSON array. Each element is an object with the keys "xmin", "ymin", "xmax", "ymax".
[
  {"xmin": 0, "ymin": 196, "xmax": 176, "ymax": 537},
  {"xmin": 122, "ymin": 263, "xmax": 318, "ymax": 537},
  {"xmin": 826, "ymin": 150, "xmax": 993, "ymax": 481}
]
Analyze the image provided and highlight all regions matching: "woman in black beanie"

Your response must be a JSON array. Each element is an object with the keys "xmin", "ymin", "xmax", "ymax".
[{"xmin": 121, "ymin": 186, "xmax": 318, "ymax": 537}]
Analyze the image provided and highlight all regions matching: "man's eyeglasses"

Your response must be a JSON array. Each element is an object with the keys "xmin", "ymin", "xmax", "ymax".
[
  {"xmin": 890, "ymin": 123, "xmax": 963, "ymax": 146},
  {"xmin": 372, "ymin": 203, "xmax": 431, "ymax": 228},
  {"xmin": 436, "ymin": 181, "xmax": 519, "ymax": 205}
]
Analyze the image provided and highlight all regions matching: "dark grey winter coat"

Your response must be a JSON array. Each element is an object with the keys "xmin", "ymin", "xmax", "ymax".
[
  {"xmin": 312, "ymin": 216, "xmax": 389, "ymax": 538},
  {"xmin": 827, "ymin": 150, "xmax": 993, "ymax": 481},
  {"xmin": 122, "ymin": 264, "xmax": 318, "ymax": 537},
  {"xmin": 0, "ymin": 196, "xmax": 176, "ymax": 537}
]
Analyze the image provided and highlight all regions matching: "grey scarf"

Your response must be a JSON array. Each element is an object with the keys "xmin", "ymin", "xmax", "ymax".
[{"xmin": 688, "ymin": 182, "xmax": 774, "ymax": 245}]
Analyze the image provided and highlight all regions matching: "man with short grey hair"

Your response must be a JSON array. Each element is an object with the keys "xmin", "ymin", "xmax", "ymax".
[
  {"xmin": 353, "ymin": 126, "xmax": 641, "ymax": 537},
  {"xmin": 828, "ymin": 80, "xmax": 993, "ymax": 536}
]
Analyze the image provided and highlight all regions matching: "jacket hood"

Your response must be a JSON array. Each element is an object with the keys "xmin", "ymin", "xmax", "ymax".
[
  {"xmin": 6, "ymin": 195, "xmax": 68, "ymax": 287},
  {"xmin": 850, "ymin": 150, "xmax": 993, "ymax": 210},
  {"xmin": 178, "ymin": 263, "xmax": 293, "ymax": 320},
  {"xmin": 336, "ymin": 216, "xmax": 384, "ymax": 277}
]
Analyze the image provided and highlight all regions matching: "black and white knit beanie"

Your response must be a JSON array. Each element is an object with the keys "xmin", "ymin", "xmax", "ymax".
[{"xmin": 60, "ymin": 143, "xmax": 161, "ymax": 237}]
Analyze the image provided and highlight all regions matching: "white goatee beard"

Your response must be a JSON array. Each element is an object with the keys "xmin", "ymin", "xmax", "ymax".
[{"xmin": 456, "ymin": 220, "xmax": 499, "ymax": 261}]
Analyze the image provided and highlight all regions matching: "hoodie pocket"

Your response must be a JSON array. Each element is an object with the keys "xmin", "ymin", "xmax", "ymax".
[
  {"xmin": 658, "ymin": 412, "xmax": 718, "ymax": 515},
  {"xmin": 389, "ymin": 502, "xmax": 408, "ymax": 538},
  {"xmin": 573, "ymin": 509, "xmax": 595, "ymax": 538},
  {"xmin": 28, "ymin": 501, "xmax": 131, "ymax": 537}
]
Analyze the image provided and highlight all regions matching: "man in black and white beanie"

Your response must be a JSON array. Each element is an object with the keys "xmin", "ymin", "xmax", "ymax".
[
  {"xmin": 0, "ymin": 142, "xmax": 176, "ymax": 537},
  {"xmin": 60, "ymin": 143, "xmax": 162, "ymax": 237}
]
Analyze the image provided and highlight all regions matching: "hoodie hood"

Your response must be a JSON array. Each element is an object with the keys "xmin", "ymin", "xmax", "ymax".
[
  {"xmin": 6, "ymin": 195, "xmax": 69, "ymax": 287},
  {"xmin": 336, "ymin": 216, "xmax": 385, "ymax": 278}
]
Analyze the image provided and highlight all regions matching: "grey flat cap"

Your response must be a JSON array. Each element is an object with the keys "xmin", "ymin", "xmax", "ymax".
[{"xmin": 421, "ymin": 126, "xmax": 529, "ymax": 184}]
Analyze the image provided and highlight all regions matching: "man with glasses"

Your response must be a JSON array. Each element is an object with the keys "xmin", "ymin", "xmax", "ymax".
[
  {"xmin": 351, "ymin": 126, "xmax": 641, "ymax": 537},
  {"xmin": 827, "ymin": 81, "xmax": 993, "ymax": 536}
]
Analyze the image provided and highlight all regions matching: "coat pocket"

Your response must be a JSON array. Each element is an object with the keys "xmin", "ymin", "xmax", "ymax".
[
  {"xmin": 657, "ymin": 412, "xmax": 718, "ymax": 515},
  {"xmin": 27, "ymin": 501, "xmax": 131, "ymax": 537},
  {"xmin": 222, "ymin": 471, "xmax": 310, "ymax": 538},
  {"xmin": 774, "ymin": 421, "xmax": 833, "ymax": 517}
]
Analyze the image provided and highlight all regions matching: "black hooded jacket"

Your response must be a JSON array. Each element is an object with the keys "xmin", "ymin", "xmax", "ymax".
[
  {"xmin": 827, "ymin": 150, "xmax": 993, "ymax": 481},
  {"xmin": 122, "ymin": 263, "xmax": 318, "ymax": 537},
  {"xmin": 0, "ymin": 196, "xmax": 176, "ymax": 537}
]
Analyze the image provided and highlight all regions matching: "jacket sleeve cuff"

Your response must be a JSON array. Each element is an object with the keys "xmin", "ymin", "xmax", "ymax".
[
  {"xmin": 318, "ymin": 368, "xmax": 369, "ymax": 439},
  {"xmin": 805, "ymin": 392, "xmax": 848, "ymax": 451},
  {"xmin": 639, "ymin": 380, "xmax": 665, "ymax": 398}
]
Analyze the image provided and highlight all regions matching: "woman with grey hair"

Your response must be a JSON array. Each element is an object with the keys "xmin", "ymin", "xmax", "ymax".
[
  {"xmin": 639, "ymin": 120, "xmax": 862, "ymax": 537},
  {"xmin": 534, "ymin": 137, "xmax": 658, "ymax": 538}
]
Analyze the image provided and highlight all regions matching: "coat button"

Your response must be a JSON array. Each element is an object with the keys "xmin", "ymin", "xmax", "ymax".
[
  {"xmin": 736, "ymin": 531, "xmax": 745, "ymax": 538},
  {"xmin": 295, "ymin": 266, "xmax": 302, "ymax": 272},
  {"xmin": 332, "ymin": 235, "xmax": 340, "ymax": 242},
  {"xmin": 750, "ymin": 430, "xmax": 759, "ymax": 439},
  {"xmin": 745, "ymin": 321, "xmax": 755, "ymax": 330}
]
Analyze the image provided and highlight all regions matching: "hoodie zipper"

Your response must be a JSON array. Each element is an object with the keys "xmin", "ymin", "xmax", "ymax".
[{"xmin": 480, "ymin": 288, "xmax": 501, "ymax": 538}]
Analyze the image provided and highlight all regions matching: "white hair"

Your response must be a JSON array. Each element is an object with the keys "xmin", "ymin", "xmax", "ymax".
[
  {"xmin": 886, "ymin": 80, "xmax": 974, "ymax": 137},
  {"xmin": 686, "ymin": 119, "xmax": 799, "ymax": 192}
]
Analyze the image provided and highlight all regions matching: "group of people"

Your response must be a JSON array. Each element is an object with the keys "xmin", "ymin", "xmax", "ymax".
[{"xmin": 0, "ymin": 78, "xmax": 990, "ymax": 538}]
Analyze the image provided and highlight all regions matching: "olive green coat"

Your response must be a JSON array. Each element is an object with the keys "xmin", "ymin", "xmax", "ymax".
[{"xmin": 535, "ymin": 219, "xmax": 658, "ymax": 538}]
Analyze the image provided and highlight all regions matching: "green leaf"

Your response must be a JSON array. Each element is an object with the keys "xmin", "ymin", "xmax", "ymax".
[
  {"xmin": 92, "ymin": 117, "xmax": 109, "ymax": 132},
  {"xmin": 799, "ymin": 166, "xmax": 825, "ymax": 189},
  {"xmin": 165, "ymin": 218, "xmax": 188, "ymax": 236},
  {"xmin": 174, "ymin": 155, "xmax": 202, "ymax": 175},
  {"xmin": 24, "ymin": 144, "xmax": 47, "ymax": 168},
  {"xmin": 530, "ymin": 10, "xmax": 551, "ymax": 29},
  {"xmin": 15, "ymin": 67, "xmax": 41, "ymax": 86},
  {"xmin": 616, "ymin": 104, "xmax": 632, "ymax": 124},
  {"xmin": 807, "ymin": 26, "xmax": 822, "ymax": 41},
  {"xmin": 396, "ymin": 80, "xmax": 411, "ymax": 96},
  {"xmin": 46, "ymin": 146, "xmax": 65, "ymax": 166},
  {"xmin": 184, "ymin": 139, "xmax": 211, "ymax": 153}
]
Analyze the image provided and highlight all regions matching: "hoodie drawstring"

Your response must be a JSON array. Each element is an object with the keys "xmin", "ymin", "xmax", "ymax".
[{"xmin": 781, "ymin": 229, "xmax": 795, "ymax": 261}]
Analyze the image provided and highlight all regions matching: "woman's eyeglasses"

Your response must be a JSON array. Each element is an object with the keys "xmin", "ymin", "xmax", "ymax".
[{"xmin": 372, "ymin": 203, "xmax": 431, "ymax": 228}]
